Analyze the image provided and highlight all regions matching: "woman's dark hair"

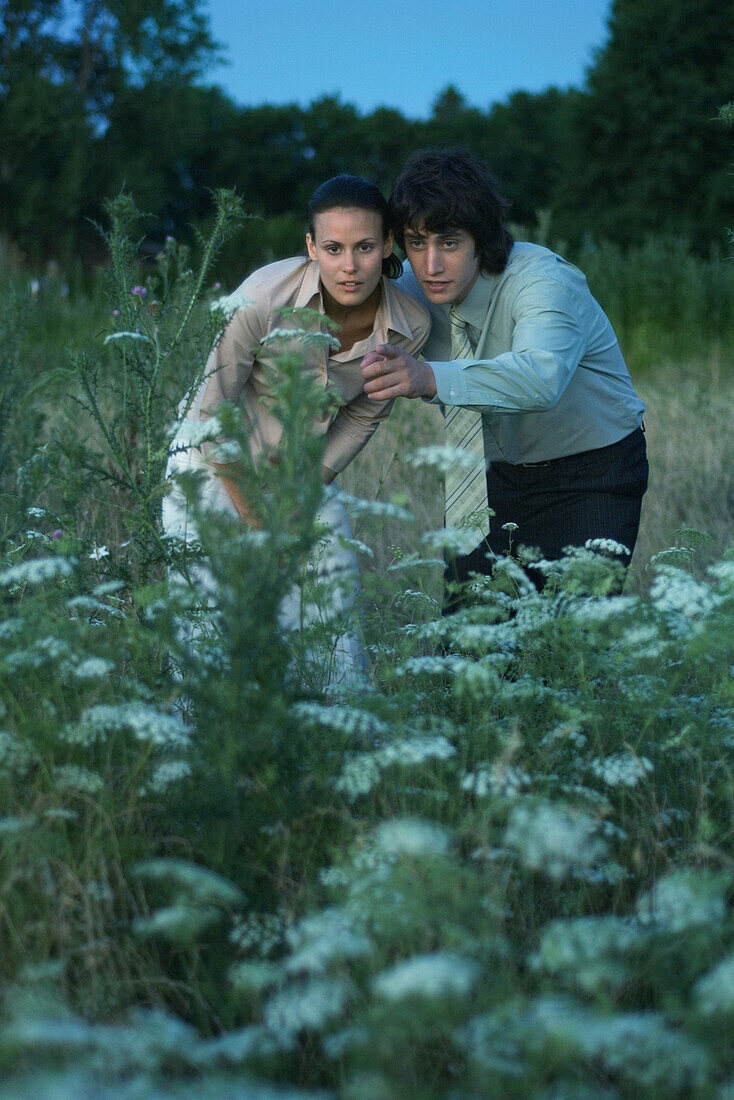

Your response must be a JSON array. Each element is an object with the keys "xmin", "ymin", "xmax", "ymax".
[
  {"xmin": 388, "ymin": 148, "xmax": 514, "ymax": 274},
  {"xmin": 307, "ymin": 174, "xmax": 402, "ymax": 279}
]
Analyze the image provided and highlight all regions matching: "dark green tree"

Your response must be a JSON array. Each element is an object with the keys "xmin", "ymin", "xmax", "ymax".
[
  {"xmin": 0, "ymin": 0, "xmax": 220, "ymax": 262},
  {"xmin": 553, "ymin": 0, "xmax": 734, "ymax": 250}
]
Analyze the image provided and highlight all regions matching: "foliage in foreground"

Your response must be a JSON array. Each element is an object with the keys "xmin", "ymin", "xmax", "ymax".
[{"xmin": 1, "ymin": 202, "xmax": 733, "ymax": 1098}]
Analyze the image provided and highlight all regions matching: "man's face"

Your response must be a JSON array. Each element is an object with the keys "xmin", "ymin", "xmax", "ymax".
[{"xmin": 403, "ymin": 224, "xmax": 481, "ymax": 305}]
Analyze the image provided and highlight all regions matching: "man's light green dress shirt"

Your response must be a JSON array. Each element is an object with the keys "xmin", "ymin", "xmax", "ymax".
[{"xmin": 400, "ymin": 243, "xmax": 645, "ymax": 465}]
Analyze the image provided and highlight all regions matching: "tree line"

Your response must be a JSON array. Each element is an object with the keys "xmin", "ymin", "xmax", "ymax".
[{"xmin": 1, "ymin": 0, "xmax": 733, "ymax": 277}]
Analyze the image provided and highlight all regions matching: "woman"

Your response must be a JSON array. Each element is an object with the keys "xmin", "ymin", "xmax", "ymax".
[{"xmin": 164, "ymin": 174, "xmax": 430, "ymax": 689}]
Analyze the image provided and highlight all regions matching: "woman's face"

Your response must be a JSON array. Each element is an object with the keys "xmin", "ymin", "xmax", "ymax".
[{"xmin": 306, "ymin": 207, "xmax": 394, "ymax": 309}]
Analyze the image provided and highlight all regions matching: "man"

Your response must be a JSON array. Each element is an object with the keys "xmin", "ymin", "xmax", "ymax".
[{"xmin": 361, "ymin": 148, "xmax": 648, "ymax": 599}]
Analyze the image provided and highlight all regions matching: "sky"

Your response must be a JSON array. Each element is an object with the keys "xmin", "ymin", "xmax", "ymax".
[{"xmin": 204, "ymin": 0, "xmax": 613, "ymax": 120}]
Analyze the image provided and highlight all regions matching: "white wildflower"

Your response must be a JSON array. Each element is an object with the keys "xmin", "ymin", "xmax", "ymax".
[
  {"xmin": 0, "ymin": 730, "xmax": 38, "ymax": 776},
  {"xmin": 373, "ymin": 952, "xmax": 479, "ymax": 1001},
  {"xmin": 103, "ymin": 331, "xmax": 153, "ymax": 346},
  {"xmin": 318, "ymin": 866, "xmax": 350, "ymax": 888},
  {"xmin": 694, "ymin": 954, "xmax": 734, "ymax": 1016},
  {"xmin": 707, "ymin": 559, "xmax": 734, "ymax": 591},
  {"xmin": 335, "ymin": 755, "xmax": 381, "ymax": 800},
  {"xmin": 462, "ymin": 762, "xmax": 530, "ymax": 799},
  {"xmin": 210, "ymin": 439, "xmax": 243, "ymax": 463},
  {"xmin": 228, "ymin": 960, "xmax": 282, "ymax": 994},
  {"xmin": 636, "ymin": 869, "xmax": 728, "ymax": 930},
  {"xmin": 1, "ymin": 635, "xmax": 71, "ymax": 674},
  {"xmin": 193, "ymin": 1023, "xmax": 289, "ymax": 1066},
  {"xmin": 285, "ymin": 908, "xmax": 373, "ymax": 974},
  {"xmin": 0, "ymin": 814, "xmax": 38, "ymax": 834},
  {"xmin": 406, "ymin": 444, "xmax": 485, "ymax": 473},
  {"xmin": 377, "ymin": 735, "xmax": 455, "ymax": 767},
  {"xmin": 585, "ymin": 537, "xmax": 630, "ymax": 557},
  {"xmin": 230, "ymin": 911, "xmax": 284, "ymax": 957},
  {"xmin": 25, "ymin": 506, "xmax": 48, "ymax": 518},
  {"xmin": 66, "ymin": 702, "xmax": 193, "ymax": 748},
  {"xmin": 133, "ymin": 858, "xmax": 244, "ymax": 907},
  {"xmin": 649, "ymin": 566, "xmax": 718, "ymax": 627},
  {"xmin": 89, "ymin": 545, "xmax": 110, "ymax": 561},
  {"xmin": 422, "ymin": 525, "xmax": 485, "ymax": 556},
  {"xmin": 571, "ymin": 595, "xmax": 639, "ymax": 625},
  {"xmin": 53, "ymin": 764, "xmax": 104, "ymax": 794},
  {"xmin": 395, "ymin": 654, "xmax": 462, "ymax": 677},
  {"xmin": 42, "ymin": 808, "xmax": 78, "ymax": 823},
  {"xmin": 261, "ymin": 327, "xmax": 341, "ymax": 350},
  {"xmin": 169, "ymin": 415, "xmax": 223, "ymax": 448},
  {"xmin": 322, "ymin": 1026, "xmax": 369, "ymax": 1058},
  {"xmin": 71, "ymin": 657, "xmax": 115, "ymax": 680},
  {"xmin": 533, "ymin": 916, "xmax": 643, "ymax": 994},
  {"xmin": 373, "ymin": 817, "xmax": 451, "ymax": 859},
  {"xmin": 263, "ymin": 977, "xmax": 351, "ymax": 1034},
  {"xmin": 505, "ymin": 801, "xmax": 607, "ymax": 880},
  {"xmin": 291, "ymin": 702, "xmax": 389, "ymax": 740},
  {"xmin": 386, "ymin": 554, "xmax": 444, "ymax": 573},
  {"xmin": 133, "ymin": 904, "xmax": 221, "ymax": 943},
  {"xmin": 209, "ymin": 292, "xmax": 253, "ymax": 319},
  {"xmin": 143, "ymin": 759, "xmax": 193, "ymax": 793},
  {"xmin": 93, "ymin": 580, "xmax": 124, "ymax": 597},
  {"xmin": 334, "ymin": 491, "xmax": 412, "ymax": 521},
  {"xmin": 588, "ymin": 752, "xmax": 653, "ymax": 788},
  {"xmin": 0, "ymin": 556, "xmax": 73, "ymax": 588}
]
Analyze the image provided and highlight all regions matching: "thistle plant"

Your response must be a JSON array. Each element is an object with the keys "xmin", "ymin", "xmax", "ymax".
[{"xmin": 41, "ymin": 190, "xmax": 246, "ymax": 583}]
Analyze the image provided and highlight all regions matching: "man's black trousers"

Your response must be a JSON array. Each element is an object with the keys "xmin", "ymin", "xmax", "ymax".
[{"xmin": 446, "ymin": 426, "xmax": 649, "ymax": 595}]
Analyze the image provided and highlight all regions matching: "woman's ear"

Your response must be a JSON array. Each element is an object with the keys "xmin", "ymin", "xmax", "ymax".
[
  {"xmin": 382, "ymin": 229, "xmax": 395, "ymax": 258},
  {"xmin": 306, "ymin": 233, "xmax": 318, "ymax": 262}
]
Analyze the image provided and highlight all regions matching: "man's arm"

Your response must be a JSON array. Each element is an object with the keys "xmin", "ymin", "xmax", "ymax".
[{"xmin": 361, "ymin": 344, "xmax": 437, "ymax": 402}]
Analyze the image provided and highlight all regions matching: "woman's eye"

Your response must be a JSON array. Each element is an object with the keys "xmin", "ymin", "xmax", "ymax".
[
  {"xmin": 325, "ymin": 245, "xmax": 340, "ymax": 254},
  {"xmin": 359, "ymin": 243, "xmax": 375, "ymax": 252}
]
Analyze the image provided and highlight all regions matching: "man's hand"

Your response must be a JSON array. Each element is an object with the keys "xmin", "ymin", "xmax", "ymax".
[{"xmin": 361, "ymin": 343, "xmax": 437, "ymax": 402}]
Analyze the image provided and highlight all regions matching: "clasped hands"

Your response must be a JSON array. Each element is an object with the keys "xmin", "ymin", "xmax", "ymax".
[{"xmin": 361, "ymin": 344, "xmax": 437, "ymax": 402}]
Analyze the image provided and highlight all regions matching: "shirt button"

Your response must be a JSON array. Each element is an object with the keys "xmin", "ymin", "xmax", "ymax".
[{"xmin": 449, "ymin": 388, "xmax": 457, "ymax": 398}]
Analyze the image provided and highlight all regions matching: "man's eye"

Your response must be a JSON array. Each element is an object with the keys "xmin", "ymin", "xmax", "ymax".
[
  {"xmin": 406, "ymin": 239, "xmax": 423, "ymax": 249},
  {"xmin": 443, "ymin": 240, "xmax": 458, "ymax": 250}
]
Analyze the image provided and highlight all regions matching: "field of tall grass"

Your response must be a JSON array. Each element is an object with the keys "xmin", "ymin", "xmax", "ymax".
[{"xmin": 0, "ymin": 203, "xmax": 732, "ymax": 1097}]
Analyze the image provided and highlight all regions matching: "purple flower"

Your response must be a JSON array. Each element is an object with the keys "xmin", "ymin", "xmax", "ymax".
[
  {"xmin": 52, "ymin": 529, "xmax": 63, "ymax": 539},
  {"xmin": 112, "ymin": 309, "xmax": 120, "ymax": 316},
  {"xmin": 131, "ymin": 286, "xmax": 147, "ymax": 298}
]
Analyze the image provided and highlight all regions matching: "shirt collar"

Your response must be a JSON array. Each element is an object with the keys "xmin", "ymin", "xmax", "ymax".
[
  {"xmin": 449, "ymin": 270, "xmax": 498, "ymax": 334},
  {"xmin": 294, "ymin": 259, "xmax": 324, "ymax": 309},
  {"xmin": 379, "ymin": 275, "xmax": 421, "ymax": 340}
]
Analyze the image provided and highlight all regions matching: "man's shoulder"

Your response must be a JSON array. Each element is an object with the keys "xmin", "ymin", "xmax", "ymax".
[{"xmin": 504, "ymin": 242, "xmax": 560, "ymax": 275}]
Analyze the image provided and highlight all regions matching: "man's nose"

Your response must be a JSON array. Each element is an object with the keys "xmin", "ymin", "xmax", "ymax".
[{"xmin": 426, "ymin": 246, "xmax": 444, "ymax": 274}]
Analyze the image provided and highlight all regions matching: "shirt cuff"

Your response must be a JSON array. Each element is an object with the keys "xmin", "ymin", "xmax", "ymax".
[{"xmin": 430, "ymin": 361, "xmax": 471, "ymax": 406}]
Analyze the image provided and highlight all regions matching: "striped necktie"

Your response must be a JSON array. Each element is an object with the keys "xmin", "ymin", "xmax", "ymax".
[{"xmin": 443, "ymin": 310, "xmax": 489, "ymax": 535}]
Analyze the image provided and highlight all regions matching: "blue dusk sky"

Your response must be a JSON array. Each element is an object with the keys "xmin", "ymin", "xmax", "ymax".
[{"xmin": 204, "ymin": 0, "xmax": 613, "ymax": 119}]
